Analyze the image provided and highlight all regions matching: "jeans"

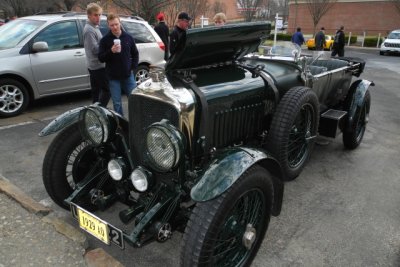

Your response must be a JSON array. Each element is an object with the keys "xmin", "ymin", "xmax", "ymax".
[
  {"xmin": 88, "ymin": 68, "xmax": 110, "ymax": 107},
  {"xmin": 109, "ymin": 73, "xmax": 136, "ymax": 116}
]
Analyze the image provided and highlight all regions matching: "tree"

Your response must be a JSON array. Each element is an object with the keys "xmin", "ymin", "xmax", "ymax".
[
  {"xmin": 182, "ymin": 0, "xmax": 209, "ymax": 27},
  {"xmin": 306, "ymin": 0, "xmax": 337, "ymax": 34},
  {"xmin": 237, "ymin": 0, "xmax": 264, "ymax": 22},
  {"xmin": 164, "ymin": 0, "xmax": 184, "ymax": 28},
  {"xmin": 393, "ymin": 0, "xmax": 400, "ymax": 14},
  {"xmin": 211, "ymin": 0, "xmax": 226, "ymax": 15},
  {"xmin": 0, "ymin": 0, "xmax": 53, "ymax": 16},
  {"xmin": 112, "ymin": 0, "xmax": 175, "ymax": 23}
]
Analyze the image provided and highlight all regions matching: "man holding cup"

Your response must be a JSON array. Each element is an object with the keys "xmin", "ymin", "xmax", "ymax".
[{"xmin": 98, "ymin": 13, "xmax": 139, "ymax": 116}]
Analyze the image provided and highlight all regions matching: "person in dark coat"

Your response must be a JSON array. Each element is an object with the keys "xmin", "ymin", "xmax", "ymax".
[
  {"xmin": 331, "ymin": 26, "xmax": 345, "ymax": 57},
  {"xmin": 98, "ymin": 13, "xmax": 139, "ymax": 116},
  {"xmin": 315, "ymin": 27, "xmax": 326, "ymax": 51},
  {"xmin": 169, "ymin": 12, "xmax": 191, "ymax": 57},
  {"xmin": 154, "ymin": 12, "xmax": 169, "ymax": 61}
]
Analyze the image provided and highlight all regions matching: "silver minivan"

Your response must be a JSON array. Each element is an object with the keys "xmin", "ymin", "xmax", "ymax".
[{"xmin": 0, "ymin": 13, "xmax": 165, "ymax": 117}]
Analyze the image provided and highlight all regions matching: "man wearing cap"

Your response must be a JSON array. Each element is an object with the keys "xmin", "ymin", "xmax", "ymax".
[
  {"xmin": 315, "ymin": 27, "xmax": 326, "ymax": 51},
  {"xmin": 154, "ymin": 12, "xmax": 169, "ymax": 60},
  {"xmin": 169, "ymin": 12, "xmax": 191, "ymax": 57}
]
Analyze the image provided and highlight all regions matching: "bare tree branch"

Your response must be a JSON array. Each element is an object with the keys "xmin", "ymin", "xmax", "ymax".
[
  {"xmin": 393, "ymin": 0, "xmax": 400, "ymax": 14},
  {"xmin": 211, "ymin": 0, "xmax": 226, "ymax": 15},
  {"xmin": 306, "ymin": 0, "xmax": 337, "ymax": 33},
  {"xmin": 112, "ymin": 0, "xmax": 176, "ymax": 23},
  {"xmin": 182, "ymin": 0, "xmax": 209, "ymax": 27},
  {"xmin": 237, "ymin": 0, "xmax": 264, "ymax": 22}
]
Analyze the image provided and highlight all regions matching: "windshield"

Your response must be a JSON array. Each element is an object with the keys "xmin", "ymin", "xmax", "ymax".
[
  {"xmin": 0, "ymin": 19, "xmax": 45, "ymax": 50},
  {"xmin": 259, "ymin": 41, "xmax": 301, "ymax": 61},
  {"xmin": 387, "ymin": 32, "xmax": 400, "ymax": 39}
]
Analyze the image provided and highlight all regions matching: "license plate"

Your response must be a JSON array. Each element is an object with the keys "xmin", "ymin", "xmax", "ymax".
[{"xmin": 71, "ymin": 203, "xmax": 124, "ymax": 249}]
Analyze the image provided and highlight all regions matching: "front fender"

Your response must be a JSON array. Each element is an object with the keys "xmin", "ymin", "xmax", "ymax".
[
  {"xmin": 39, "ymin": 105, "xmax": 129, "ymax": 137},
  {"xmin": 347, "ymin": 79, "xmax": 374, "ymax": 131},
  {"xmin": 191, "ymin": 147, "xmax": 284, "ymax": 215},
  {"xmin": 38, "ymin": 107, "xmax": 85, "ymax": 137}
]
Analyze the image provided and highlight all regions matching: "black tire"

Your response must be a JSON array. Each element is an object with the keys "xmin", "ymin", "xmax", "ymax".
[
  {"xmin": 379, "ymin": 51, "xmax": 385, "ymax": 56},
  {"xmin": 266, "ymin": 87, "xmax": 319, "ymax": 181},
  {"xmin": 135, "ymin": 65, "xmax": 150, "ymax": 85},
  {"xmin": 42, "ymin": 124, "xmax": 99, "ymax": 209},
  {"xmin": 343, "ymin": 90, "xmax": 370, "ymax": 149},
  {"xmin": 0, "ymin": 78, "xmax": 30, "ymax": 117},
  {"xmin": 180, "ymin": 165, "xmax": 273, "ymax": 267}
]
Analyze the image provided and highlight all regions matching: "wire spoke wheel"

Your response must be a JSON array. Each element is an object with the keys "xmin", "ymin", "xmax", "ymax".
[
  {"xmin": 288, "ymin": 103, "xmax": 314, "ymax": 168},
  {"xmin": 211, "ymin": 189, "xmax": 265, "ymax": 266},
  {"xmin": 266, "ymin": 86, "xmax": 319, "ymax": 180},
  {"xmin": 181, "ymin": 165, "xmax": 273, "ymax": 267},
  {"xmin": 43, "ymin": 124, "xmax": 104, "ymax": 209}
]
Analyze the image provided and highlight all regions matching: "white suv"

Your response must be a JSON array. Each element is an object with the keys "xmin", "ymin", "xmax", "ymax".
[
  {"xmin": 0, "ymin": 13, "xmax": 165, "ymax": 117},
  {"xmin": 380, "ymin": 29, "xmax": 400, "ymax": 56}
]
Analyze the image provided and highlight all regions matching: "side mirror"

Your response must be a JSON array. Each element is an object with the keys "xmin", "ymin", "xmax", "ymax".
[{"xmin": 32, "ymin": 41, "xmax": 48, "ymax": 53}]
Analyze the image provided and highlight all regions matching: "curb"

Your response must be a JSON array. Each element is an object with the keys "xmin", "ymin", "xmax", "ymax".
[
  {"xmin": 0, "ymin": 174, "xmax": 86, "ymax": 246},
  {"xmin": 0, "ymin": 174, "xmax": 51, "ymax": 216},
  {"xmin": 85, "ymin": 248, "xmax": 124, "ymax": 267},
  {"xmin": 0, "ymin": 174, "xmax": 125, "ymax": 267}
]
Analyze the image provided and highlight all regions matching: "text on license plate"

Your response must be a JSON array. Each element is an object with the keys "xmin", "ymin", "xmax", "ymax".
[{"xmin": 77, "ymin": 208, "xmax": 110, "ymax": 244}]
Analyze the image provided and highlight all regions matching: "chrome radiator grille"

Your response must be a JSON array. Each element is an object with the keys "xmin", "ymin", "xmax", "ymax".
[{"xmin": 129, "ymin": 94, "xmax": 179, "ymax": 165}]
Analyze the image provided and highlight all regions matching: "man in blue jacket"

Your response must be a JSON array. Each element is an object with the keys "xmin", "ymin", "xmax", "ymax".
[
  {"xmin": 291, "ymin": 27, "xmax": 305, "ymax": 47},
  {"xmin": 99, "ymin": 13, "xmax": 139, "ymax": 116}
]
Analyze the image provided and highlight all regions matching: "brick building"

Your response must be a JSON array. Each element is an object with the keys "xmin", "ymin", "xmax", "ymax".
[{"xmin": 288, "ymin": 0, "xmax": 400, "ymax": 36}]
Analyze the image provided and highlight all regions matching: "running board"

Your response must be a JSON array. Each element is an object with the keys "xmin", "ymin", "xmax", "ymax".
[{"xmin": 318, "ymin": 109, "xmax": 347, "ymax": 138}]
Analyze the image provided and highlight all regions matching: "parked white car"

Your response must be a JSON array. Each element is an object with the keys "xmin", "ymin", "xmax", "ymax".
[
  {"xmin": 0, "ymin": 13, "xmax": 165, "ymax": 117},
  {"xmin": 380, "ymin": 29, "xmax": 400, "ymax": 55}
]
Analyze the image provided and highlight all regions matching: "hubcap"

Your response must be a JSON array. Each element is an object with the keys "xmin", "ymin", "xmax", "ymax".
[
  {"xmin": 0, "ymin": 84, "xmax": 24, "ymax": 113},
  {"xmin": 136, "ymin": 69, "xmax": 149, "ymax": 85},
  {"xmin": 242, "ymin": 224, "xmax": 257, "ymax": 250},
  {"xmin": 157, "ymin": 223, "xmax": 172, "ymax": 242}
]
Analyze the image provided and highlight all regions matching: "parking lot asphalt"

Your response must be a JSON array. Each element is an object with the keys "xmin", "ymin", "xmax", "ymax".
[{"xmin": 1, "ymin": 48, "xmax": 400, "ymax": 266}]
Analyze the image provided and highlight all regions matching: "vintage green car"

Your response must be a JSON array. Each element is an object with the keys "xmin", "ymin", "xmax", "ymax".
[{"xmin": 39, "ymin": 22, "xmax": 373, "ymax": 266}]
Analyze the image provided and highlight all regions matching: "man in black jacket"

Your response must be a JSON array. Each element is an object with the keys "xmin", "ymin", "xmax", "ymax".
[
  {"xmin": 315, "ymin": 27, "xmax": 326, "ymax": 51},
  {"xmin": 154, "ymin": 12, "xmax": 169, "ymax": 61},
  {"xmin": 98, "ymin": 13, "xmax": 139, "ymax": 116},
  {"xmin": 331, "ymin": 26, "xmax": 345, "ymax": 57},
  {"xmin": 169, "ymin": 12, "xmax": 191, "ymax": 57}
]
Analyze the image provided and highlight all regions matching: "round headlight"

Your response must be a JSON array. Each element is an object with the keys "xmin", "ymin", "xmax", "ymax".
[
  {"xmin": 145, "ymin": 122, "xmax": 184, "ymax": 172},
  {"xmin": 108, "ymin": 158, "xmax": 126, "ymax": 181},
  {"xmin": 80, "ymin": 107, "xmax": 115, "ymax": 146},
  {"xmin": 130, "ymin": 168, "xmax": 149, "ymax": 192}
]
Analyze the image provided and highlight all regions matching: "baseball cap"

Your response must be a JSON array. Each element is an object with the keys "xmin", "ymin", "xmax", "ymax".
[
  {"xmin": 156, "ymin": 12, "xmax": 164, "ymax": 21},
  {"xmin": 178, "ymin": 12, "xmax": 191, "ymax": 21}
]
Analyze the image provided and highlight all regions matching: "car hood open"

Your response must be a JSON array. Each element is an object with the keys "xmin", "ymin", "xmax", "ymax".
[{"xmin": 165, "ymin": 22, "xmax": 271, "ymax": 71}]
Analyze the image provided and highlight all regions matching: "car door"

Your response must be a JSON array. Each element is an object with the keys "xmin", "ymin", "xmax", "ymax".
[{"xmin": 29, "ymin": 20, "xmax": 90, "ymax": 95}]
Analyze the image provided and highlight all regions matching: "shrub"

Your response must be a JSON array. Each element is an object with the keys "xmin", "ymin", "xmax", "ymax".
[
  {"xmin": 268, "ymin": 33, "xmax": 292, "ymax": 41},
  {"xmin": 363, "ymin": 37, "xmax": 384, "ymax": 47},
  {"xmin": 344, "ymin": 36, "xmax": 357, "ymax": 44}
]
